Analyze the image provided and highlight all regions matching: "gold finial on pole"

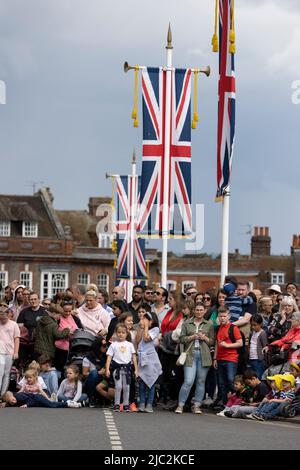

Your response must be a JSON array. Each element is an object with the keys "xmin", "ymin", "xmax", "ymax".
[{"xmin": 166, "ymin": 23, "xmax": 173, "ymax": 50}]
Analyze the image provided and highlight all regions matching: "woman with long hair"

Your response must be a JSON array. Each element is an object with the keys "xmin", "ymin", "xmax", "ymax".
[{"xmin": 159, "ymin": 290, "xmax": 184, "ymax": 409}]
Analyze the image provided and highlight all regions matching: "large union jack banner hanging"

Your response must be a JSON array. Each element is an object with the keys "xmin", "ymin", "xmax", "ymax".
[
  {"xmin": 116, "ymin": 175, "xmax": 147, "ymax": 280},
  {"xmin": 137, "ymin": 68, "xmax": 192, "ymax": 237},
  {"xmin": 216, "ymin": 0, "xmax": 236, "ymax": 201}
]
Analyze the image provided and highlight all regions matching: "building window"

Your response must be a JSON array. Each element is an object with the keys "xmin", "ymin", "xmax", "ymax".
[
  {"xmin": 78, "ymin": 273, "xmax": 90, "ymax": 286},
  {"xmin": 98, "ymin": 234, "xmax": 114, "ymax": 249},
  {"xmin": 97, "ymin": 274, "xmax": 109, "ymax": 292},
  {"xmin": 41, "ymin": 272, "xmax": 68, "ymax": 300},
  {"xmin": 167, "ymin": 280, "xmax": 177, "ymax": 291},
  {"xmin": 23, "ymin": 222, "xmax": 38, "ymax": 238},
  {"xmin": 0, "ymin": 271, "xmax": 8, "ymax": 299},
  {"xmin": 20, "ymin": 272, "xmax": 33, "ymax": 289},
  {"xmin": 0, "ymin": 221, "xmax": 10, "ymax": 237},
  {"xmin": 182, "ymin": 281, "xmax": 196, "ymax": 294},
  {"xmin": 271, "ymin": 273, "xmax": 285, "ymax": 285}
]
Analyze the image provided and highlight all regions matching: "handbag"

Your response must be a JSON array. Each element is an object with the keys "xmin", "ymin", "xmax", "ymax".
[{"xmin": 176, "ymin": 341, "xmax": 194, "ymax": 366}]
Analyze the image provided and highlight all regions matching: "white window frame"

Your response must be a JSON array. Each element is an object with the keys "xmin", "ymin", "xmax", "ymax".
[
  {"xmin": 20, "ymin": 271, "xmax": 33, "ymax": 289},
  {"xmin": 22, "ymin": 221, "xmax": 38, "ymax": 238},
  {"xmin": 182, "ymin": 280, "xmax": 196, "ymax": 294},
  {"xmin": 40, "ymin": 271, "xmax": 69, "ymax": 300},
  {"xmin": 78, "ymin": 273, "xmax": 90, "ymax": 286},
  {"xmin": 167, "ymin": 280, "xmax": 177, "ymax": 291},
  {"xmin": 97, "ymin": 274, "xmax": 109, "ymax": 292},
  {"xmin": 271, "ymin": 273, "xmax": 285, "ymax": 285},
  {"xmin": 0, "ymin": 271, "xmax": 8, "ymax": 299},
  {"xmin": 0, "ymin": 221, "xmax": 11, "ymax": 237},
  {"xmin": 98, "ymin": 234, "xmax": 114, "ymax": 249}
]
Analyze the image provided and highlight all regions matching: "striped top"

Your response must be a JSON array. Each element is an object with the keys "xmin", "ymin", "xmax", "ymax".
[
  {"xmin": 225, "ymin": 295, "xmax": 253, "ymax": 322},
  {"xmin": 279, "ymin": 390, "xmax": 295, "ymax": 401}
]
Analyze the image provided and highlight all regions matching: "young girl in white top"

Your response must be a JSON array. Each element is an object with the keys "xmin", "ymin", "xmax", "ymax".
[
  {"xmin": 136, "ymin": 313, "xmax": 162, "ymax": 412},
  {"xmin": 57, "ymin": 364, "xmax": 87, "ymax": 406},
  {"xmin": 19, "ymin": 369, "xmax": 50, "ymax": 400},
  {"xmin": 106, "ymin": 324, "xmax": 138, "ymax": 412}
]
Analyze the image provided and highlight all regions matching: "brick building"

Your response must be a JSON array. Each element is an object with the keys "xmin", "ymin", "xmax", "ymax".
[
  {"xmin": 163, "ymin": 227, "xmax": 295, "ymax": 293},
  {"xmin": 0, "ymin": 188, "xmax": 298, "ymax": 298},
  {"xmin": 0, "ymin": 188, "xmax": 159, "ymax": 299}
]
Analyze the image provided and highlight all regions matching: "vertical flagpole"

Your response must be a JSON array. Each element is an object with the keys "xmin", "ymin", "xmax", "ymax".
[
  {"xmin": 220, "ymin": 188, "xmax": 230, "ymax": 286},
  {"xmin": 128, "ymin": 150, "xmax": 137, "ymax": 299},
  {"xmin": 161, "ymin": 24, "xmax": 173, "ymax": 289}
]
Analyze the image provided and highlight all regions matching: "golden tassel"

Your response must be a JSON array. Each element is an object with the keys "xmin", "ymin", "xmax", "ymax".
[
  {"xmin": 131, "ymin": 66, "xmax": 139, "ymax": 127},
  {"xmin": 192, "ymin": 70, "xmax": 199, "ymax": 130},
  {"xmin": 212, "ymin": 0, "xmax": 219, "ymax": 52},
  {"xmin": 229, "ymin": 0, "xmax": 236, "ymax": 54}
]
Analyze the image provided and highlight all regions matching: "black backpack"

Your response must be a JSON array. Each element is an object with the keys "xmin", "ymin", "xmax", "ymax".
[{"xmin": 216, "ymin": 324, "xmax": 247, "ymax": 374}]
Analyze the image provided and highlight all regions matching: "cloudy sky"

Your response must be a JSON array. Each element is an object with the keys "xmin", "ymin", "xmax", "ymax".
[{"xmin": 0, "ymin": 0, "xmax": 299, "ymax": 256}]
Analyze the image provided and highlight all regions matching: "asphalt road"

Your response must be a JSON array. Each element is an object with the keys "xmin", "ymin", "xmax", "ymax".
[{"xmin": 0, "ymin": 408, "xmax": 299, "ymax": 450}]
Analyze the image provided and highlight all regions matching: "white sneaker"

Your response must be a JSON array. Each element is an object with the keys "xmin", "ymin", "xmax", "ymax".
[
  {"xmin": 50, "ymin": 393, "xmax": 57, "ymax": 402},
  {"xmin": 67, "ymin": 400, "xmax": 81, "ymax": 408},
  {"xmin": 175, "ymin": 406, "xmax": 183, "ymax": 414},
  {"xmin": 216, "ymin": 410, "xmax": 225, "ymax": 417}
]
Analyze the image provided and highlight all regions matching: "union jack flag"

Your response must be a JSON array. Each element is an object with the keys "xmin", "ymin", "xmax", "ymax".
[
  {"xmin": 216, "ymin": 0, "xmax": 236, "ymax": 201},
  {"xmin": 137, "ymin": 67, "xmax": 192, "ymax": 237},
  {"xmin": 115, "ymin": 175, "xmax": 147, "ymax": 280}
]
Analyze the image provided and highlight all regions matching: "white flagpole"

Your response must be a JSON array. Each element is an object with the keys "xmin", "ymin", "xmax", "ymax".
[
  {"xmin": 220, "ymin": 187, "xmax": 230, "ymax": 286},
  {"xmin": 161, "ymin": 24, "xmax": 173, "ymax": 289},
  {"xmin": 128, "ymin": 150, "xmax": 137, "ymax": 300}
]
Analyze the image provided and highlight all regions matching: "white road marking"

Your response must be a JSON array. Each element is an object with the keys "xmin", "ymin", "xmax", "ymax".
[{"xmin": 103, "ymin": 410, "xmax": 123, "ymax": 450}]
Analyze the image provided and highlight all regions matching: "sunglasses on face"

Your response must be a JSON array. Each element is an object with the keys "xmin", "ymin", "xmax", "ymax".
[
  {"xmin": 187, "ymin": 292, "xmax": 197, "ymax": 296},
  {"xmin": 203, "ymin": 297, "xmax": 211, "ymax": 301},
  {"xmin": 154, "ymin": 291, "xmax": 162, "ymax": 296}
]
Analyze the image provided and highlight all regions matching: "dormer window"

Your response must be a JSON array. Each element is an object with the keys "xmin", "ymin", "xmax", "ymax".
[
  {"xmin": 22, "ymin": 221, "xmax": 38, "ymax": 238},
  {"xmin": 0, "ymin": 221, "xmax": 10, "ymax": 237}
]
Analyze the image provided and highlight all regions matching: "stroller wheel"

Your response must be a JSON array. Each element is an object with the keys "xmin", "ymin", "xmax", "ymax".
[{"xmin": 282, "ymin": 404, "xmax": 296, "ymax": 418}]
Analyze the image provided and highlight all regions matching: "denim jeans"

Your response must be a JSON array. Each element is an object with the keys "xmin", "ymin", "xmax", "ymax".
[
  {"xmin": 257, "ymin": 402, "xmax": 282, "ymax": 419},
  {"xmin": 178, "ymin": 350, "xmax": 209, "ymax": 406},
  {"xmin": 0, "ymin": 354, "xmax": 13, "ymax": 396},
  {"xmin": 84, "ymin": 369, "xmax": 102, "ymax": 399},
  {"xmin": 58, "ymin": 394, "xmax": 87, "ymax": 403},
  {"xmin": 217, "ymin": 360, "xmax": 238, "ymax": 405},
  {"xmin": 249, "ymin": 359, "xmax": 265, "ymax": 380},
  {"xmin": 139, "ymin": 379, "xmax": 156, "ymax": 406},
  {"xmin": 15, "ymin": 392, "xmax": 68, "ymax": 408}
]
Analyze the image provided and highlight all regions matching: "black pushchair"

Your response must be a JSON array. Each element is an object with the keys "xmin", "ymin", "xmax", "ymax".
[
  {"xmin": 67, "ymin": 330, "xmax": 96, "ymax": 372},
  {"xmin": 281, "ymin": 392, "xmax": 300, "ymax": 418}
]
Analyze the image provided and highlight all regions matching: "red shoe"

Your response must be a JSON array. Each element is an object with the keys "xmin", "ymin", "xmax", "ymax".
[
  {"xmin": 130, "ymin": 402, "xmax": 138, "ymax": 412},
  {"xmin": 119, "ymin": 404, "xmax": 124, "ymax": 412}
]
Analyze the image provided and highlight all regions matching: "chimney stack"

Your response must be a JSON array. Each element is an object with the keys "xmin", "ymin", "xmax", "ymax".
[{"xmin": 251, "ymin": 226, "xmax": 271, "ymax": 257}]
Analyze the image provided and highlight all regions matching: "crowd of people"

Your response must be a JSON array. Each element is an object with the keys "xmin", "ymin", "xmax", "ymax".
[{"xmin": 0, "ymin": 278, "xmax": 299, "ymax": 420}]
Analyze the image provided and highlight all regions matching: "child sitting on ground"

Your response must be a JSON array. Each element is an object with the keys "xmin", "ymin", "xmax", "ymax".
[
  {"xmin": 247, "ymin": 375, "xmax": 282, "ymax": 420},
  {"xmin": 19, "ymin": 369, "xmax": 50, "ymax": 401},
  {"xmin": 57, "ymin": 364, "xmax": 87, "ymax": 406},
  {"xmin": 0, "ymin": 390, "xmax": 81, "ymax": 409},
  {"xmin": 248, "ymin": 374, "xmax": 295, "ymax": 421},
  {"xmin": 217, "ymin": 375, "xmax": 252, "ymax": 417},
  {"xmin": 38, "ymin": 354, "xmax": 59, "ymax": 398},
  {"xmin": 18, "ymin": 360, "xmax": 48, "ymax": 393},
  {"xmin": 224, "ymin": 370, "xmax": 270, "ymax": 418}
]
